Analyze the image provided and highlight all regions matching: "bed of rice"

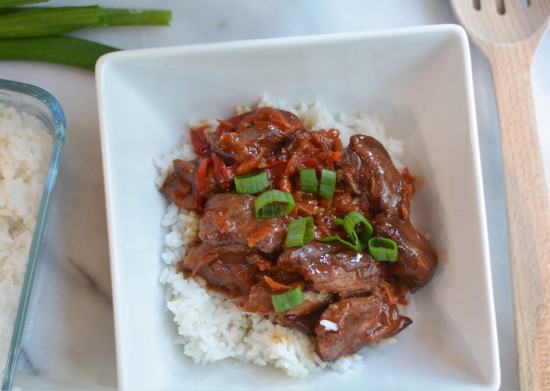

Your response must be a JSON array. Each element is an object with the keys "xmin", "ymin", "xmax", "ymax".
[
  {"xmin": 156, "ymin": 97, "xmax": 404, "ymax": 378},
  {"xmin": 0, "ymin": 105, "xmax": 52, "ymax": 375}
]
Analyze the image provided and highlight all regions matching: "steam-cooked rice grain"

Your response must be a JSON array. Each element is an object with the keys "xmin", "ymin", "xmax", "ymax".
[{"xmin": 0, "ymin": 105, "xmax": 52, "ymax": 374}]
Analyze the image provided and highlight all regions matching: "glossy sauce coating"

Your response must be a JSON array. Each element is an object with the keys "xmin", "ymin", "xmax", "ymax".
[{"xmin": 160, "ymin": 107, "xmax": 437, "ymax": 361}]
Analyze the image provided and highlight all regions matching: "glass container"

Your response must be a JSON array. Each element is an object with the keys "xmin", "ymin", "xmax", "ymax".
[{"xmin": 0, "ymin": 79, "xmax": 66, "ymax": 391}]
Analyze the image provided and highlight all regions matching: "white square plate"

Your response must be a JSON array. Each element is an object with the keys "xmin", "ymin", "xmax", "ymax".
[{"xmin": 97, "ymin": 25, "xmax": 499, "ymax": 390}]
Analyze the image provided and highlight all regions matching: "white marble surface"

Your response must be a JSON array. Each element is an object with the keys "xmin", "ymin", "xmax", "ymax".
[{"xmin": 0, "ymin": 1, "xmax": 548, "ymax": 390}]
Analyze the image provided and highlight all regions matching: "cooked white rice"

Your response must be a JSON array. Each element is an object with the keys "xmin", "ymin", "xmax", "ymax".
[
  {"xmin": 0, "ymin": 105, "xmax": 52, "ymax": 374},
  {"xmin": 157, "ymin": 97, "xmax": 404, "ymax": 377}
]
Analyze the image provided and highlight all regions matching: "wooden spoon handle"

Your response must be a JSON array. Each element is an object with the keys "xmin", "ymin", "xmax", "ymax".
[{"xmin": 489, "ymin": 47, "xmax": 550, "ymax": 391}]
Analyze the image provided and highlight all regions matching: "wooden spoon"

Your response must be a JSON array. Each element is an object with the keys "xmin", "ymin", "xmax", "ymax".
[{"xmin": 450, "ymin": 0, "xmax": 550, "ymax": 389}]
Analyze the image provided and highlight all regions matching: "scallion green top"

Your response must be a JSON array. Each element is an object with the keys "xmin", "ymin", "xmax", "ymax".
[
  {"xmin": 235, "ymin": 171, "xmax": 269, "ymax": 194},
  {"xmin": 255, "ymin": 189, "xmax": 295, "ymax": 218},
  {"xmin": 271, "ymin": 286, "xmax": 304, "ymax": 313},
  {"xmin": 319, "ymin": 169, "xmax": 336, "ymax": 199},
  {"xmin": 285, "ymin": 216, "xmax": 315, "ymax": 248}
]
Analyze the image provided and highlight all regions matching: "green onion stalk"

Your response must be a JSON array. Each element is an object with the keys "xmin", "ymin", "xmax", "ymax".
[
  {"xmin": 0, "ymin": 5, "xmax": 172, "ymax": 70},
  {"xmin": 0, "ymin": 36, "xmax": 118, "ymax": 70},
  {"xmin": 0, "ymin": 0, "xmax": 47, "ymax": 8},
  {"xmin": 0, "ymin": 6, "xmax": 171, "ymax": 38}
]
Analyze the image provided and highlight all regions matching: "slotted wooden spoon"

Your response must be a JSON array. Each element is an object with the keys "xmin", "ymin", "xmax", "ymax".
[{"xmin": 450, "ymin": 0, "xmax": 550, "ymax": 389}]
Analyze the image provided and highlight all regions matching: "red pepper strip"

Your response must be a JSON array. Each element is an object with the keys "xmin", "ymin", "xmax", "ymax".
[
  {"xmin": 266, "ymin": 108, "xmax": 293, "ymax": 131},
  {"xmin": 264, "ymin": 275, "xmax": 292, "ymax": 292},
  {"xmin": 215, "ymin": 119, "xmax": 235, "ymax": 135},
  {"xmin": 279, "ymin": 178, "xmax": 292, "ymax": 193},
  {"xmin": 211, "ymin": 153, "xmax": 234, "ymax": 190},
  {"xmin": 234, "ymin": 150, "xmax": 266, "ymax": 175},
  {"xmin": 190, "ymin": 126, "xmax": 211, "ymax": 157},
  {"xmin": 300, "ymin": 157, "xmax": 321, "ymax": 170},
  {"xmin": 381, "ymin": 282, "xmax": 400, "ymax": 305},
  {"xmin": 258, "ymin": 107, "xmax": 294, "ymax": 132},
  {"xmin": 284, "ymin": 154, "xmax": 301, "ymax": 177},
  {"xmin": 284, "ymin": 155, "xmax": 321, "ymax": 178},
  {"xmin": 291, "ymin": 280, "xmax": 308, "ymax": 290},
  {"xmin": 237, "ymin": 107, "xmax": 294, "ymax": 133},
  {"xmin": 222, "ymin": 165, "xmax": 236, "ymax": 185},
  {"xmin": 267, "ymin": 160, "xmax": 288, "ymax": 170},
  {"xmin": 211, "ymin": 153, "xmax": 225, "ymax": 182},
  {"xmin": 278, "ymin": 155, "xmax": 308, "ymax": 192},
  {"xmin": 264, "ymin": 275, "xmax": 307, "ymax": 292},
  {"xmin": 195, "ymin": 157, "xmax": 212, "ymax": 206},
  {"xmin": 266, "ymin": 160, "xmax": 288, "ymax": 191},
  {"xmin": 215, "ymin": 111, "xmax": 250, "ymax": 135}
]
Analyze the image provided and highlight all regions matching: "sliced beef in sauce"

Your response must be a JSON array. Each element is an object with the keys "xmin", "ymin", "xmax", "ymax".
[
  {"xmin": 315, "ymin": 294, "xmax": 412, "ymax": 362},
  {"xmin": 211, "ymin": 107, "xmax": 304, "ymax": 174},
  {"xmin": 199, "ymin": 193, "xmax": 286, "ymax": 253},
  {"xmin": 277, "ymin": 242, "xmax": 382, "ymax": 296},
  {"xmin": 160, "ymin": 159, "xmax": 219, "ymax": 212},
  {"xmin": 180, "ymin": 242, "xmax": 261, "ymax": 297},
  {"xmin": 242, "ymin": 280, "xmax": 335, "ymax": 316},
  {"xmin": 375, "ymin": 213, "xmax": 437, "ymax": 293},
  {"xmin": 275, "ymin": 129, "xmax": 344, "ymax": 170},
  {"xmin": 162, "ymin": 107, "xmax": 438, "ymax": 363},
  {"xmin": 160, "ymin": 159, "xmax": 199, "ymax": 211},
  {"xmin": 277, "ymin": 309, "xmax": 325, "ymax": 336},
  {"xmin": 338, "ymin": 135, "xmax": 409, "ymax": 217}
]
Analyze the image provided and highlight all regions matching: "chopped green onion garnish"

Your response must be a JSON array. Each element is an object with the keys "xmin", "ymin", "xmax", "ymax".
[
  {"xmin": 318, "ymin": 211, "xmax": 373, "ymax": 252},
  {"xmin": 318, "ymin": 234, "xmax": 361, "ymax": 252},
  {"xmin": 319, "ymin": 169, "xmax": 336, "ymax": 199},
  {"xmin": 285, "ymin": 216, "xmax": 315, "ymax": 248},
  {"xmin": 255, "ymin": 189, "xmax": 295, "ymax": 218},
  {"xmin": 368, "ymin": 237, "xmax": 398, "ymax": 262},
  {"xmin": 300, "ymin": 168, "xmax": 318, "ymax": 194},
  {"xmin": 234, "ymin": 171, "xmax": 269, "ymax": 194},
  {"xmin": 271, "ymin": 285, "xmax": 304, "ymax": 313},
  {"xmin": 340, "ymin": 211, "xmax": 373, "ymax": 248},
  {"xmin": 0, "ymin": 36, "xmax": 118, "ymax": 70}
]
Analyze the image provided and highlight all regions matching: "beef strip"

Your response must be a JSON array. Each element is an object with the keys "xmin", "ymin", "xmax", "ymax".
[
  {"xmin": 160, "ymin": 159, "xmax": 199, "ymax": 211},
  {"xmin": 161, "ymin": 107, "xmax": 438, "ymax": 363},
  {"xmin": 242, "ymin": 280, "xmax": 335, "ymax": 316},
  {"xmin": 277, "ymin": 242, "xmax": 382, "ymax": 296},
  {"xmin": 276, "ymin": 309, "xmax": 325, "ymax": 336},
  {"xmin": 375, "ymin": 213, "xmax": 437, "ymax": 293},
  {"xmin": 199, "ymin": 193, "xmax": 286, "ymax": 253},
  {"xmin": 211, "ymin": 107, "xmax": 304, "ymax": 173},
  {"xmin": 180, "ymin": 242, "xmax": 261, "ymax": 297},
  {"xmin": 160, "ymin": 159, "xmax": 219, "ymax": 212},
  {"xmin": 338, "ymin": 135, "xmax": 409, "ymax": 217},
  {"xmin": 315, "ymin": 294, "xmax": 412, "ymax": 361},
  {"xmin": 275, "ymin": 129, "xmax": 344, "ymax": 169}
]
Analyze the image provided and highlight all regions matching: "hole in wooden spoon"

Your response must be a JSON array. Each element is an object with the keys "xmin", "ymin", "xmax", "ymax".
[
  {"xmin": 495, "ymin": 0, "xmax": 506, "ymax": 14},
  {"xmin": 520, "ymin": 0, "xmax": 530, "ymax": 7},
  {"xmin": 473, "ymin": 0, "xmax": 481, "ymax": 10}
]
